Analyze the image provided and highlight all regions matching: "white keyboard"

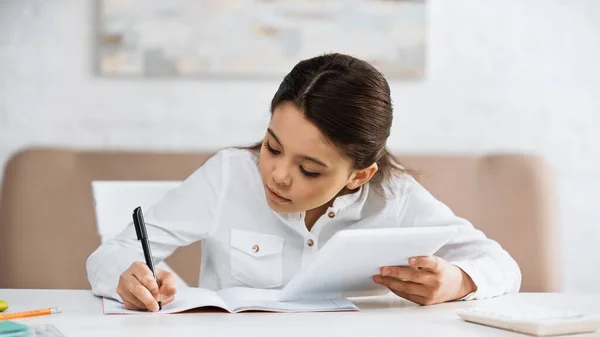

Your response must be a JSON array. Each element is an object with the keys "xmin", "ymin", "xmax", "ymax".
[{"xmin": 456, "ymin": 305, "xmax": 600, "ymax": 336}]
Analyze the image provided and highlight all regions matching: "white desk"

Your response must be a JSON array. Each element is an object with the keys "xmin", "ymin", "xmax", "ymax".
[{"xmin": 1, "ymin": 289, "xmax": 600, "ymax": 336}]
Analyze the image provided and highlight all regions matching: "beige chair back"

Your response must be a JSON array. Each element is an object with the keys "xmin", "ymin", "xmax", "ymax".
[{"xmin": 0, "ymin": 148, "xmax": 560, "ymax": 292}]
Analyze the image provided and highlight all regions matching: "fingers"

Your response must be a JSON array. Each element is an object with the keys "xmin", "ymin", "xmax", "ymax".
[
  {"xmin": 161, "ymin": 295, "xmax": 175, "ymax": 306},
  {"xmin": 156, "ymin": 269, "xmax": 178, "ymax": 298},
  {"xmin": 117, "ymin": 273, "xmax": 160, "ymax": 311},
  {"xmin": 373, "ymin": 275, "xmax": 432, "ymax": 298},
  {"xmin": 116, "ymin": 262, "xmax": 162, "ymax": 312},
  {"xmin": 409, "ymin": 256, "xmax": 442, "ymax": 272},
  {"xmin": 130, "ymin": 262, "xmax": 160, "ymax": 301},
  {"xmin": 116, "ymin": 263, "xmax": 178, "ymax": 312},
  {"xmin": 388, "ymin": 289, "xmax": 430, "ymax": 306},
  {"xmin": 375, "ymin": 257, "xmax": 457, "ymax": 306},
  {"xmin": 121, "ymin": 292, "xmax": 145, "ymax": 310},
  {"xmin": 130, "ymin": 279, "xmax": 161, "ymax": 311},
  {"xmin": 120, "ymin": 284, "xmax": 174, "ymax": 310},
  {"xmin": 380, "ymin": 266, "xmax": 435, "ymax": 285},
  {"xmin": 123, "ymin": 297, "xmax": 145, "ymax": 310}
]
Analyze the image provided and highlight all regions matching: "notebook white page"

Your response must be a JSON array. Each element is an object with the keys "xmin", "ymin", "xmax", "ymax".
[
  {"xmin": 102, "ymin": 287, "xmax": 358, "ymax": 314},
  {"xmin": 103, "ymin": 287, "xmax": 229, "ymax": 314},
  {"xmin": 217, "ymin": 287, "xmax": 357, "ymax": 313}
]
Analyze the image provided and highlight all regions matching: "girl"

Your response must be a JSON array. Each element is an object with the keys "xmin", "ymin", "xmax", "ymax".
[{"xmin": 86, "ymin": 53, "xmax": 521, "ymax": 312}]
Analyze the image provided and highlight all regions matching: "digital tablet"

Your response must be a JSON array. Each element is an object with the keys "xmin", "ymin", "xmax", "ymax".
[{"xmin": 278, "ymin": 226, "xmax": 459, "ymax": 301}]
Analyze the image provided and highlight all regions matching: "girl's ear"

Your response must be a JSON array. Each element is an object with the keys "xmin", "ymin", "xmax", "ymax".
[{"xmin": 346, "ymin": 163, "xmax": 378, "ymax": 190}]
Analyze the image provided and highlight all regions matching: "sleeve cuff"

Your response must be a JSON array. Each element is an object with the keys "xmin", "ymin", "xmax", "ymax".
[
  {"xmin": 451, "ymin": 259, "xmax": 484, "ymax": 301},
  {"xmin": 87, "ymin": 247, "xmax": 145, "ymax": 301}
]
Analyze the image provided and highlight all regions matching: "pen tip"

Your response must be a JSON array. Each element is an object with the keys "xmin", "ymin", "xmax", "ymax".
[{"xmin": 158, "ymin": 301, "xmax": 162, "ymax": 311}]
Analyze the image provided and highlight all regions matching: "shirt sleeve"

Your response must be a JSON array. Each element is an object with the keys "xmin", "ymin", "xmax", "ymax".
[
  {"xmin": 396, "ymin": 176, "xmax": 522, "ymax": 300},
  {"xmin": 86, "ymin": 150, "xmax": 231, "ymax": 300}
]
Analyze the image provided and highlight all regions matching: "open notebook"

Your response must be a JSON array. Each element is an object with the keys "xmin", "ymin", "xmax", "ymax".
[{"xmin": 102, "ymin": 287, "xmax": 358, "ymax": 314}]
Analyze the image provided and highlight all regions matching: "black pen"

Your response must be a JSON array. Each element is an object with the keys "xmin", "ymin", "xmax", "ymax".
[{"xmin": 132, "ymin": 206, "xmax": 162, "ymax": 311}]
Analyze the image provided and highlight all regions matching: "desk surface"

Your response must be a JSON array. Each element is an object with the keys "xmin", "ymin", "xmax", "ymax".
[{"xmin": 1, "ymin": 289, "xmax": 600, "ymax": 336}]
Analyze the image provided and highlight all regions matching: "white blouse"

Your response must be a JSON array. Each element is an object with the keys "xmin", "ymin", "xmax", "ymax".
[{"xmin": 86, "ymin": 148, "xmax": 521, "ymax": 301}]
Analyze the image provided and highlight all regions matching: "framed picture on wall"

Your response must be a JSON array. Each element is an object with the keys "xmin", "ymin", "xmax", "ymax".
[{"xmin": 96, "ymin": 0, "xmax": 426, "ymax": 79}]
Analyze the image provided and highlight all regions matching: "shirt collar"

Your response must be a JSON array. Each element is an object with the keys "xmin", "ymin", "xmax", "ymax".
[
  {"xmin": 331, "ymin": 183, "xmax": 368, "ymax": 214},
  {"xmin": 273, "ymin": 182, "xmax": 370, "ymax": 224}
]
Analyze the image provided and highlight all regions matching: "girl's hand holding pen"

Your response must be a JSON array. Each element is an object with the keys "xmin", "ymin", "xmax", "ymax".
[{"xmin": 116, "ymin": 262, "xmax": 177, "ymax": 312}]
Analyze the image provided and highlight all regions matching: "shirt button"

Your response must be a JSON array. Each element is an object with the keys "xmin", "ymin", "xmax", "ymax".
[
  {"xmin": 307, "ymin": 239, "xmax": 314, "ymax": 247},
  {"xmin": 252, "ymin": 245, "xmax": 260, "ymax": 253},
  {"xmin": 328, "ymin": 211, "xmax": 335, "ymax": 218}
]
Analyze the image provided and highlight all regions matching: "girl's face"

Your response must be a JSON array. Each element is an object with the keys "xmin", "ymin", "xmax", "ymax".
[{"xmin": 259, "ymin": 101, "xmax": 375, "ymax": 214}]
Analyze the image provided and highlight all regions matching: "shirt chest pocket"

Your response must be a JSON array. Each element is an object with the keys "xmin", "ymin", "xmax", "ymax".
[{"xmin": 230, "ymin": 229, "xmax": 285, "ymax": 289}]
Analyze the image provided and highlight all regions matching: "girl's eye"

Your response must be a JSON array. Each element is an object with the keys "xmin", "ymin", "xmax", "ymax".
[
  {"xmin": 264, "ymin": 141, "xmax": 320, "ymax": 178},
  {"xmin": 300, "ymin": 166, "xmax": 321, "ymax": 178},
  {"xmin": 264, "ymin": 142, "xmax": 281, "ymax": 155}
]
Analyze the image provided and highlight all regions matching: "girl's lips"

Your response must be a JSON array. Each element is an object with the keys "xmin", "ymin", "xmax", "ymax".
[{"xmin": 266, "ymin": 186, "xmax": 291, "ymax": 203}]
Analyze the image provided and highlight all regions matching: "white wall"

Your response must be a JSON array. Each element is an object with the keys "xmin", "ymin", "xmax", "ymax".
[{"xmin": 1, "ymin": 0, "xmax": 599, "ymax": 292}]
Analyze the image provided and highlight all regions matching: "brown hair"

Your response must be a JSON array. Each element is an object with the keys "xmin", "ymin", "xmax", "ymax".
[{"xmin": 246, "ymin": 53, "xmax": 412, "ymax": 186}]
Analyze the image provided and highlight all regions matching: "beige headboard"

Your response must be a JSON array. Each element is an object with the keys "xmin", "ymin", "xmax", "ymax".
[{"xmin": 0, "ymin": 147, "xmax": 560, "ymax": 292}]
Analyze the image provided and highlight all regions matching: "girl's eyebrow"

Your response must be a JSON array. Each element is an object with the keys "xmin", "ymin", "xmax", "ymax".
[{"xmin": 267, "ymin": 128, "xmax": 329, "ymax": 168}]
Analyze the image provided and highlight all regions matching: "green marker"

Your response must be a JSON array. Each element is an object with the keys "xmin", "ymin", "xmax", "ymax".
[{"xmin": 0, "ymin": 300, "xmax": 8, "ymax": 312}]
